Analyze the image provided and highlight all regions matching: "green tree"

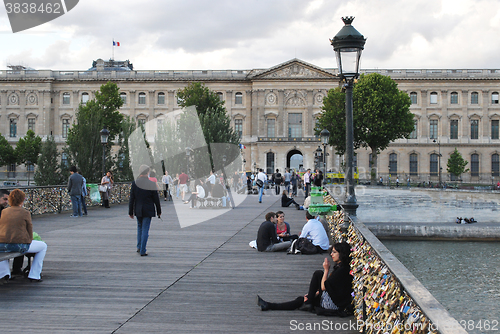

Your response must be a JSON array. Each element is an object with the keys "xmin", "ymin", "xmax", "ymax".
[
  {"xmin": 447, "ymin": 148, "xmax": 469, "ymax": 180},
  {"xmin": 66, "ymin": 81, "xmax": 124, "ymax": 182},
  {"xmin": 317, "ymin": 73, "xmax": 413, "ymax": 182},
  {"xmin": 113, "ymin": 116, "xmax": 136, "ymax": 182},
  {"xmin": 34, "ymin": 135, "xmax": 65, "ymax": 185},
  {"xmin": 176, "ymin": 82, "xmax": 240, "ymax": 172},
  {"xmin": 0, "ymin": 134, "xmax": 16, "ymax": 168},
  {"xmin": 15, "ymin": 129, "xmax": 42, "ymax": 184}
]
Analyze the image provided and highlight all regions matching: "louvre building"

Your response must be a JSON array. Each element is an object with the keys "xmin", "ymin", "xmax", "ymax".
[{"xmin": 1, "ymin": 58, "xmax": 500, "ymax": 184}]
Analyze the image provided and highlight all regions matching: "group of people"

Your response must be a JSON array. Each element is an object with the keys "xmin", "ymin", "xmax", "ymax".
[
  {"xmin": 255, "ymin": 207, "xmax": 353, "ymax": 316},
  {"xmin": 252, "ymin": 168, "xmax": 324, "ymax": 203},
  {"xmin": 455, "ymin": 217, "xmax": 477, "ymax": 224}
]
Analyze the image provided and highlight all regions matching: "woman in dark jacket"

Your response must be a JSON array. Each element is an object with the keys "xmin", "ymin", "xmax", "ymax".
[
  {"xmin": 281, "ymin": 190, "xmax": 299, "ymax": 208},
  {"xmin": 257, "ymin": 242, "xmax": 353, "ymax": 315}
]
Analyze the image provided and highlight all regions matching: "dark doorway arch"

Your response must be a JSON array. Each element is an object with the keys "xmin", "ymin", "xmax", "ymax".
[{"xmin": 287, "ymin": 149, "xmax": 303, "ymax": 172}]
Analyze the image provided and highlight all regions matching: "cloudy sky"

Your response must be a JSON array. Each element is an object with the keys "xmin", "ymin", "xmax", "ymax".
[{"xmin": 1, "ymin": 0, "xmax": 499, "ymax": 71}]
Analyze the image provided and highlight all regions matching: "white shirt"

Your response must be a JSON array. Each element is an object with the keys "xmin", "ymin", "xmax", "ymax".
[
  {"xmin": 257, "ymin": 172, "xmax": 267, "ymax": 183},
  {"xmin": 196, "ymin": 185, "xmax": 206, "ymax": 199},
  {"xmin": 299, "ymin": 218, "xmax": 329, "ymax": 250},
  {"xmin": 207, "ymin": 174, "xmax": 216, "ymax": 185}
]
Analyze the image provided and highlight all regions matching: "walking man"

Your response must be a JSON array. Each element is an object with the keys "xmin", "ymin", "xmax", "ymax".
[
  {"xmin": 257, "ymin": 168, "xmax": 267, "ymax": 203},
  {"xmin": 273, "ymin": 169, "xmax": 282, "ymax": 195},
  {"xmin": 78, "ymin": 171, "xmax": 88, "ymax": 216},
  {"xmin": 161, "ymin": 170, "xmax": 173, "ymax": 201},
  {"xmin": 129, "ymin": 165, "xmax": 161, "ymax": 256},
  {"xmin": 67, "ymin": 166, "xmax": 83, "ymax": 217}
]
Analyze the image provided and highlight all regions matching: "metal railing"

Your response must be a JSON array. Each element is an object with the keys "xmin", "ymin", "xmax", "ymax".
[{"xmin": 323, "ymin": 191, "xmax": 466, "ymax": 334}]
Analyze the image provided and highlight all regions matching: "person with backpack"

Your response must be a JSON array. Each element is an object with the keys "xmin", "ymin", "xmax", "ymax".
[{"xmin": 273, "ymin": 169, "xmax": 282, "ymax": 195}]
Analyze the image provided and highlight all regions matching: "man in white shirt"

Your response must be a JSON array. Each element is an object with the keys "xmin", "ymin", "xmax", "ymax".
[
  {"xmin": 303, "ymin": 169, "xmax": 312, "ymax": 198},
  {"xmin": 161, "ymin": 171, "xmax": 173, "ymax": 201},
  {"xmin": 283, "ymin": 169, "xmax": 292, "ymax": 193},
  {"xmin": 206, "ymin": 170, "xmax": 216, "ymax": 195},
  {"xmin": 299, "ymin": 211, "xmax": 329, "ymax": 253},
  {"xmin": 257, "ymin": 168, "xmax": 267, "ymax": 203}
]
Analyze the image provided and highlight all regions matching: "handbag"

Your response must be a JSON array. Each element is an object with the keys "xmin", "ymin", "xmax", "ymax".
[
  {"xmin": 256, "ymin": 179, "xmax": 264, "ymax": 188},
  {"xmin": 99, "ymin": 185, "xmax": 108, "ymax": 192}
]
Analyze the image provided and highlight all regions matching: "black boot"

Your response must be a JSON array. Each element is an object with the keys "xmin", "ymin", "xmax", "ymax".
[
  {"xmin": 105, "ymin": 199, "xmax": 110, "ymax": 208},
  {"xmin": 257, "ymin": 295, "xmax": 270, "ymax": 311}
]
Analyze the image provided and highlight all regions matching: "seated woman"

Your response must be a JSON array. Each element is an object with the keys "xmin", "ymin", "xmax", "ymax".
[
  {"xmin": 257, "ymin": 242, "xmax": 353, "ymax": 315},
  {"xmin": 275, "ymin": 211, "xmax": 298, "ymax": 242},
  {"xmin": 183, "ymin": 179, "xmax": 206, "ymax": 208},
  {"xmin": 281, "ymin": 190, "xmax": 299, "ymax": 208},
  {"xmin": 0, "ymin": 189, "xmax": 47, "ymax": 282}
]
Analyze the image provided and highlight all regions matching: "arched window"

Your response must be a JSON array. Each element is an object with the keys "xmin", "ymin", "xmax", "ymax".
[
  {"xmin": 157, "ymin": 92, "xmax": 165, "ymax": 105},
  {"xmin": 267, "ymin": 118, "xmax": 275, "ymax": 137},
  {"xmin": 430, "ymin": 92, "xmax": 438, "ymax": 104},
  {"xmin": 217, "ymin": 92, "xmax": 224, "ymax": 101},
  {"xmin": 492, "ymin": 154, "xmax": 499, "ymax": 177},
  {"xmin": 429, "ymin": 119, "xmax": 438, "ymax": 139},
  {"xmin": 471, "ymin": 154, "xmax": 479, "ymax": 176},
  {"xmin": 138, "ymin": 92, "xmax": 146, "ymax": 105},
  {"xmin": 492, "ymin": 120, "xmax": 499, "ymax": 139},
  {"xmin": 62, "ymin": 92, "xmax": 70, "ymax": 105},
  {"xmin": 492, "ymin": 92, "xmax": 499, "ymax": 104},
  {"xmin": 81, "ymin": 92, "xmax": 89, "ymax": 104},
  {"xmin": 120, "ymin": 92, "xmax": 127, "ymax": 104},
  {"xmin": 409, "ymin": 92, "xmax": 417, "ymax": 105},
  {"xmin": 235, "ymin": 92, "xmax": 243, "ymax": 104},
  {"xmin": 430, "ymin": 153, "xmax": 438, "ymax": 176},
  {"xmin": 409, "ymin": 120, "xmax": 417, "ymax": 139},
  {"xmin": 450, "ymin": 119, "xmax": 459, "ymax": 139},
  {"xmin": 266, "ymin": 152, "xmax": 275, "ymax": 175},
  {"xmin": 410, "ymin": 153, "xmax": 418, "ymax": 175},
  {"xmin": 450, "ymin": 92, "xmax": 458, "ymax": 104},
  {"xmin": 389, "ymin": 153, "xmax": 397, "ymax": 176},
  {"xmin": 62, "ymin": 119, "xmax": 70, "ymax": 138},
  {"xmin": 9, "ymin": 118, "xmax": 17, "ymax": 137},
  {"xmin": 471, "ymin": 92, "xmax": 479, "ymax": 104}
]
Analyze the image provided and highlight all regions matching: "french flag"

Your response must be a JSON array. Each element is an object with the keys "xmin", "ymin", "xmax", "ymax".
[
  {"xmin": 239, "ymin": 144, "xmax": 246, "ymax": 149},
  {"xmin": 113, "ymin": 41, "xmax": 120, "ymax": 46}
]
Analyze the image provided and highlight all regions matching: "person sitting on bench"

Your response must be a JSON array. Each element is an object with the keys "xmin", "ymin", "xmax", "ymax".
[
  {"xmin": 183, "ymin": 179, "xmax": 206, "ymax": 208},
  {"xmin": 0, "ymin": 189, "xmax": 47, "ymax": 282}
]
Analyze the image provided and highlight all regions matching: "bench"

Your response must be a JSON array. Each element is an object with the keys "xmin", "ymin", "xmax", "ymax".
[{"xmin": 0, "ymin": 252, "xmax": 23, "ymax": 262}]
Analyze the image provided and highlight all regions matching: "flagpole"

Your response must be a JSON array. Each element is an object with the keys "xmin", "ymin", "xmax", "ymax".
[{"xmin": 112, "ymin": 39, "xmax": 114, "ymax": 60}]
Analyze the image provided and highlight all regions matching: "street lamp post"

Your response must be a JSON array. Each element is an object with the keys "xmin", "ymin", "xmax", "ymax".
[
  {"xmin": 320, "ymin": 128, "xmax": 330, "ymax": 178},
  {"xmin": 100, "ymin": 126, "xmax": 110, "ymax": 177},
  {"xmin": 433, "ymin": 139, "xmax": 442, "ymax": 186},
  {"xmin": 330, "ymin": 16, "xmax": 366, "ymax": 216},
  {"xmin": 315, "ymin": 146, "xmax": 322, "ymax": 171}
]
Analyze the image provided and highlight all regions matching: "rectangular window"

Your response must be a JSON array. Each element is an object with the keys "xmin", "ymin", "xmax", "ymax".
[
  {"xmin": 9, "ymin": 119, "xmax": 17, "ymax": 137},
  {"xmin": 430, "ymin": 154, "xmax": 438, "ymax": 176},
  {"xmin": 492, "ymin": 120, "xmax": 499, "ymax": 140},
  {"xmin": 410, "ymin": 92, "xmax": 417, "ymax": 105},
  {"xmin": 450, "ymin": 120, "xmax": 458, "ymax": 139},
  {"xmin": 288, "ymin": 113, "xmax": 302, "ymax": 138},
  {"xmin": 492, "ymin": 154, "xmax": 499, "ymax": 177},
  {"xmin": 429, "ymin": 120, "xmax": 438, "ymax": 139},
  {"xmin": 471, "ymin": 154, "xmax": 479, "ymax": 176},
  {"xmin": 138, "ymin": 93, "xmax": 146, "ymax": 105},
  {"xmin": 120, "ymin": 93, "xmax": 127, "ymax": 104},
  {"xmin": 471, "ymin": 120, "xmax": 479, "ymax": 139},
  {"xmin": 492, "ymin": 93, "xmax": 499, "ymax": 104},
  {"xmin": 409, "ymin": 120, "xmax": 417, "ymax": 139},
  {"xmin": 267, "ymin": 119, "xmax": 275, "ymax": 137},
  {"xmin": 450, "ymin": 93, "xmax": 458, "ymax": 104},
  {"xmin": 157, "ymin": 93, "xmax": 165, "ymax": 105},
  {"xmin": 235, "ymin": 93, "xmax": 243, "ymax": 105},
  {"xmin": 62, "ymin": 119, "xmax": 70, "ymax": 138},
  {"xmin": 63, "ymin": 93, "xmax": 70, "ymax": 105},
  {"xmin": 430, "ymin": 93, "xmax": 438, "ymax": 104},
  {"xmin": 28, "ymin": 118, "xmax": 35, "ymax": 132},
  {"xmin": 81, "ymin": 93, "xmax": 89, "ymax": 104},
  {"xmin": 410, "ymin": 154, "xmax": 418, "ymax": 175},
  {"xmin": 471, "ymin": 92, "xmax": 479, "ymax": 104},
  {"xmin": 235, "ymin": 119, "xmax": 242, "ymax": 138}
]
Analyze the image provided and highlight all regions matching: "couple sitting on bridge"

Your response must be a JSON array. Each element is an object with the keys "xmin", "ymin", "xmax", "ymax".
[
  {"xmin": 0, "ymin": 189, "xmax": 47, "ymax": 283},
  {"xmin": 256, "ymin": 210, "xmax": 329, "ymax": 253}
]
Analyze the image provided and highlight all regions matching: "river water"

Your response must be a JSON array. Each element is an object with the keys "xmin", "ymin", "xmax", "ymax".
[{"xmin": 383, "ymin": 240, "xmax": 500, "ymax": 334}]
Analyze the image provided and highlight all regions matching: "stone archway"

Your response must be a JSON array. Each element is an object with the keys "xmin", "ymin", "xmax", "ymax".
[{"xmin": 287, "ymin": 149, "xmax": 303, "ymax": 172}]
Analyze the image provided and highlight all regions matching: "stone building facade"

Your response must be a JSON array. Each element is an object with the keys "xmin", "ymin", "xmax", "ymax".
[{"xmin": 1, "ymin": 58, "xmax": 499, "ymax": 184}]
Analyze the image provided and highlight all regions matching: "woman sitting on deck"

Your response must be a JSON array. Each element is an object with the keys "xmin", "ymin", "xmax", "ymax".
[{"xmin": 257, "ymin": 242, "xmax": 353, "ymax": 316}]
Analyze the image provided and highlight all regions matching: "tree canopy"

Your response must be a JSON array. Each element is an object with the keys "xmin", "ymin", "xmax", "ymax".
[
  {"xmin": 15, "ymin": 129, "xmax": 42, "ymax": 167},
  {"xmin": 317, "ymin": 73, "xmax": 413, "ymax": 180},
  {"xmin": 35, "ymin": 135, "xmax": 66, "ymax": 186},
  {"xmin": 447, "ymin": 148, "xmax": 469, "ymax": 179},
  {"xmin": 0, "ymin": 133, "xmax": 16, "ymax": 168},
  {"xmin": 66, "ymin": 81, "xmax": 124, "ymax": 182}
]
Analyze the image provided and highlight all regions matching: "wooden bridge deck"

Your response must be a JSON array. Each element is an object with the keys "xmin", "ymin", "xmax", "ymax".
[{"xmin": 0, "ymin": 193, "xmax": 357, "ymax": 334}]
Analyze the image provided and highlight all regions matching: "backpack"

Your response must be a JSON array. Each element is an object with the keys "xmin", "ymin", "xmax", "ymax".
[
  {"xmin": 274, "ymin": 173, "xmax": 282, "ymax": 183},
  {"xmin": 288, "ymin": 237, "xmax": 318, "ymax": 255}
]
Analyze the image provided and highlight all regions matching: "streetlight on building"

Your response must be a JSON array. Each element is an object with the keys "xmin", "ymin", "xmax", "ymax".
[
  {"xmin": 100, "ymin": 126, "xmax": 110, "ymax": 177},
  {"xmin": 320, "ymin": 128, "xmax": 330, "ymax": 175},
  {"xmin": 433, "ymin": 139, "xmax": 442, "ymax": 186},
  {"xmin": 330, "ymin": 16, "xmax": 366, "ymax": 216}
]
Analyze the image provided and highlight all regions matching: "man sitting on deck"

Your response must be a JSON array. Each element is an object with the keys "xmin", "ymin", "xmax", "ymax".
[
  {"xmin": 256, "ymin": 212, "xmax": 291, "ymax": 252},
  {"xmin": 299, "ymin": 211, "xmax": 330, "ymax": 254}
]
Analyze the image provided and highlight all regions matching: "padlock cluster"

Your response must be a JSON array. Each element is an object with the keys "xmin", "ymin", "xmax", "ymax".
[{"xmin": 324, "ymin": 193, "xmax": 438, "ymax": 334}]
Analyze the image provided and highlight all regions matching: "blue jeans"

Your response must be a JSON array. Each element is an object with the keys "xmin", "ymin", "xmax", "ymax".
[
  {"xmin": 81, "ymin": 195, "xmax": 88, "ymax": 215},
  {"xmin": 258, "ymin": 186, "xmax": 264, "ymax": 202},
  {"xmin": 136, "ymin": 216, "xmax": 152, "ymax": 255},
  {"xmin": 71, "ymin": 195, "xmax": 82, "ymax": 216}
]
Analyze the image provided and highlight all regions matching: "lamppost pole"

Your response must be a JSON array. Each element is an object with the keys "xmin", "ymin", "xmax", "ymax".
[
  {"xmin": 433, "ymin": 139, "xmax": 442, "ymax": 187},
  {"xmin": 100, "ymin": 126, "xmax": 110, "ymax": 178},
  {"xmin": 320, "ymin": 129, "xmax": 330, "ymax": 182},
  {"xmin": 330, "ymin": 16, "xmax": 366, "ymax": 216}
]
